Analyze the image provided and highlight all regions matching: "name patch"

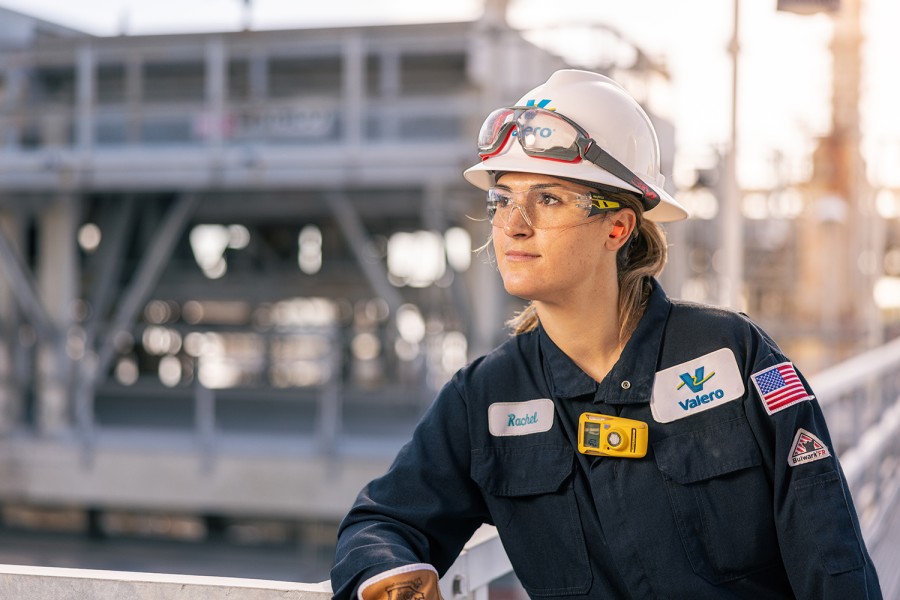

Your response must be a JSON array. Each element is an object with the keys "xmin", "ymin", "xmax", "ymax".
[
  {"xmin": 488, "ymin": 399, "xmax": 555, "ymax": 436},
  {"xmin": 651, "ymin": 348, "xmax": 745, "ymax": 423}
]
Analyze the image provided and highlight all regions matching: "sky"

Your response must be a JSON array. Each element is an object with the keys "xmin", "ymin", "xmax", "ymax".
[{"xmin": 0, "ymin": 0, "xmax": 897, "ymax": 193}]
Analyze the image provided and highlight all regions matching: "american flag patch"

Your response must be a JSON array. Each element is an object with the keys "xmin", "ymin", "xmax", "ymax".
[{"xmin": 751, "ymin": 362, "xmax": 813, "ymax": 415}]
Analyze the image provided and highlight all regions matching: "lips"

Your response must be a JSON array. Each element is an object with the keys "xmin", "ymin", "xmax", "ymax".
[{"xmin": 504, "ymin": 250, "xmax": 539, "ymax": 261}]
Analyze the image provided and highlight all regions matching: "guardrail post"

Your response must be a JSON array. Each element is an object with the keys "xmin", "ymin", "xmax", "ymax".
[{"xmin": 195, "ymin": 375, "xmax": 216, "ymax": 473}]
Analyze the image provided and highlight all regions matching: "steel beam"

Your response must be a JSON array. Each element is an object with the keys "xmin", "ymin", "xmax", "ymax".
[
  {"xmin": 93, "ymin": 193, "xmax": 201, "ymax": 385},
  {"xmin": 84, "ymin": 196, "xmax": 137, "ymax": 344},
  {"xmin": 422, "ymin": 182, "xmax": 474, "ymax": 345},
  {"xmin": 0, "ymin": 217, "xmax": 58, "ymax": 343},
  {"xmin": 327, "ymin": 192, "xmax": 404, "ymax": 316},
  {"xmin": 74, "ymin": 196, "xmax": 137, "ymax": 452}
]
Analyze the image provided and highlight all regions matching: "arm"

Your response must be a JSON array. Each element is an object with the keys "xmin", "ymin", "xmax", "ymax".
[
  {"xmin": 331, "ymin": 379, "xmax": 489, "ymax": 600},
  {"xmin": 744, "ymin": 356, "xmax": 882, "ymax": 598}
]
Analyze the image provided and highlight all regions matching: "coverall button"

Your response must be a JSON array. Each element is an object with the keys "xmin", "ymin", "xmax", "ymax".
[{"xmin": 621, "ymin": 380, "xmax": 631, "ymax": 390}]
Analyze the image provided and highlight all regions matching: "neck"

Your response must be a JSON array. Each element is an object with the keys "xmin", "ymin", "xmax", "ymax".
[{"xmin": 535, "ymin": 283, "xmax": 624, "ymax": 383}]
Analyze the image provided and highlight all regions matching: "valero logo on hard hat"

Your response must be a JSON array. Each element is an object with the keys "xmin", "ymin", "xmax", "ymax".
[
  {"xmin": 524, "ymin": 98, "xmax": 555, "ymax": 110},
  {"xmin": 511, "ymin": 99, "xmax": 556, "ymax": 140}
]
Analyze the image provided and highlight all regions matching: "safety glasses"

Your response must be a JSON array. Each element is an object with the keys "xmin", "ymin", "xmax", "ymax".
[
  {"xmin": 476, "ymin": 106, "xmax": 661, "ymax": 211},
  {"xmin": 486, "ymin": 185, "xmax": 621, "ymax": 229}
]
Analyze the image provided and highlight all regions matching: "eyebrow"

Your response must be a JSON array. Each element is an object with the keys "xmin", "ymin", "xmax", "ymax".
[{"xmin": 493, "ymin": 183, "xmax": 567, "ymax": 192}]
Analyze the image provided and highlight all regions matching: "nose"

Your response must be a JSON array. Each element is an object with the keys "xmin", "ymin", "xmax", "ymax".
[{"xmin": 502, "ymin": 202, "xmax": 533, "ymax": 235}]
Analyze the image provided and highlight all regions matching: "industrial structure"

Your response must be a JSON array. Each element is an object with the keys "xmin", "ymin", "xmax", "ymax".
[
  {"xmin": 0, "ymin": 0, "xmax": 898, "ymax": 594},
  {"xmin": 0, "ymin": 3, "xmax": 676, "ymax": 583}
]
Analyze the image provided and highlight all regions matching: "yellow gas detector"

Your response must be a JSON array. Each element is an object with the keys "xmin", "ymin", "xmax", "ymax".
[{"xmin": 577, "ymin": 413, "xmax": 648, "ymax": 458}]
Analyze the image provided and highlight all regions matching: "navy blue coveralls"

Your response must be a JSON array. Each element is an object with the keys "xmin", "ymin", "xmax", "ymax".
[{"xmin": 332, "ymin": 281, "xmax": 882, "ymax": 599}]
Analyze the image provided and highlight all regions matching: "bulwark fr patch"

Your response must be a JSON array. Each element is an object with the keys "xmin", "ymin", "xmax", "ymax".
[{"xmin": 788, "ymin": 428, "xmax": 831, "ymax": 467}]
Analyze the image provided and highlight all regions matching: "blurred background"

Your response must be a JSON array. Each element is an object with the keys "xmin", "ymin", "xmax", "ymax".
[{"xmin": 0, "ymin": 0, "xmax": 898, "ymax": 596}]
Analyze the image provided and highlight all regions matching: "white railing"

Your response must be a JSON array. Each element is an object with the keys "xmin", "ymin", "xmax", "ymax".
[
  {"xmin": 437, "ymin": 525, "xmax": 513, "ymax": 599},
  {"xmin": 0, "ymin": 525, "xmax": 512, "ymax": 600},
  {"xmin": 0, "ymin": 563, "xmax": 332, "ymax": 599},
  {"xmin": 810, "ymin": 335, "xmax": 900, "ymax": 545}
]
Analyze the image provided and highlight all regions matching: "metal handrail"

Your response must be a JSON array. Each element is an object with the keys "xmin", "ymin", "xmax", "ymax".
[
  {"xmin": 809, "ymin": 336, "xmax": 900, "ymax": 544},
  {"xmin": 810, "ymin": 336, "xmax": 900, "ymax": 406}
]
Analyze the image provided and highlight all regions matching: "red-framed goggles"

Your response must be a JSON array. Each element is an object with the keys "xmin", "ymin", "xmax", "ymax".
[{"xmin": 476, "ymin": 106, "xmax": 661, "ymax": 211}]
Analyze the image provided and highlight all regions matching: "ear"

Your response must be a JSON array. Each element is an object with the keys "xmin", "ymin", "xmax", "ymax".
[{"xmin": 605, "ymin": 209, "xmax": 637, "ymax": 252}]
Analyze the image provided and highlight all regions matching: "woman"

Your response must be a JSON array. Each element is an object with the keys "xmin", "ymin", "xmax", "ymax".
[{"xmin": 331, "ymin": 70, "xmax": 881, "ymax": 599}]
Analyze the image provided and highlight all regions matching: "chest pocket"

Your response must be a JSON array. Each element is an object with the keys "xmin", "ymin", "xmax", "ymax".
[
  {"xmin": 654, "ymin": 418, "xmax": 780, "ymax": 584},
  {"xmin": 471, "ymin": 444, "xmax": 590, "ymax": 597}
]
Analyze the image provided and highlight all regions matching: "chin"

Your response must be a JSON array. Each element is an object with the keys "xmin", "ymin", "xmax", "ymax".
[
  {"xmin": 499, "ymin": 268, "xmax": 556, "ymax": 299},
  {"xmin": 501, "ymin": 279, "xmax": 541, "ymax": 300}
]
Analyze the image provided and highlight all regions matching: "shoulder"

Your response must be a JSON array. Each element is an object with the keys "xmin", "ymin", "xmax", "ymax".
[
  {"xmin": 447, "ymin": 329, "xmax": 543, "ymax": 402},
  {"xmin": 455, "ymin": 329, "xmax": 540, "ymax": 382},
  {"xmin": 663, "ymin": 298, "xmax": 784, "ymax": 370},
  {"xmin": 668, "ymin": 298, "xmax": 770, "ymax": 340},
  {"xmin": 669, "ymin": 297, "xmax": 752, "ymax": 328}
]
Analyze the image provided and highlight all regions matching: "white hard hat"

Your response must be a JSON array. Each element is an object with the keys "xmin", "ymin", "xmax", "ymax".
[{"xmin": 464, "ymin": 69, "xmax": 688, "ymax": 222}]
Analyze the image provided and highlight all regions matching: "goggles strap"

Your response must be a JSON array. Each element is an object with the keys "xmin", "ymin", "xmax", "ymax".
[{"xmin": 581, "ymin": 143, "xmax": 660, "ymax": 212}]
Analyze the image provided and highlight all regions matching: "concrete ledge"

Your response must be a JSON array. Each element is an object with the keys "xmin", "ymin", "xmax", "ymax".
[
  {"xmin": 0, "ymin": 564, "xmax": 332, "ymax": 599},
  {"xmin": 0, "ymin": 526, "xmax": 511, "ymax": 599}
]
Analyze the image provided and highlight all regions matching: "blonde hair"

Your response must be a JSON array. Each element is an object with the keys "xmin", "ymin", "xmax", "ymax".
[{"xmin": 506, "ymin": 189, "xmax": 668, "ymax": 341}]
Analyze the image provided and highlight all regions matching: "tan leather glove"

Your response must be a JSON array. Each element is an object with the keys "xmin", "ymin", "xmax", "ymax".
[{"xmin": 358, "ymin": 564, "xmax": 444, "ymax": 600}]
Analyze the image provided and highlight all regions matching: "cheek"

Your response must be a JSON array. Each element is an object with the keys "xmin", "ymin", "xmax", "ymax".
[
  {"xmin": 491, "ymin": 235, "xmax": 504, "ymax": 267},
  {"xmin": 553, "ymin": 234, "xmax": 606, "ymax": 271}
]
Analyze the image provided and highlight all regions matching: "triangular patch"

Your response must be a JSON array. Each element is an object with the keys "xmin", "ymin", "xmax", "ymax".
[{"xmin": 788, "ymin": 428, "xmax": 831, "ymax": 467}]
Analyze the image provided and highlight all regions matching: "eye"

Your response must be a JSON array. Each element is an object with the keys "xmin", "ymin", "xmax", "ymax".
[
  {"xmin": 536, "ymin": 193, "xmax": 562, "ymax": 207},
  {"xmin": 489, "ymin": 190, "xmax": 513, "ymax": 208}
]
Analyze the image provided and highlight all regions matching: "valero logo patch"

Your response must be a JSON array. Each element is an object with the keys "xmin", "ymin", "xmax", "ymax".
[
  {"xmin": 651, "ymin": 348, "xmax": 745, "ymax": 423},
  {"xmin": 677, "ymin": 366, "xmax": 715, "ymax": 393}
]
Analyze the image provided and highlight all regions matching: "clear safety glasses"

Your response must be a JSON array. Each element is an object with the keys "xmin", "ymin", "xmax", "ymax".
[
  {"xmin": 476, "ymin": 106, "xmax": 661, "ymax": 211},
  {"xmin": 486, "ymin": 185, "xmax": 622, "ymax": 229}
]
